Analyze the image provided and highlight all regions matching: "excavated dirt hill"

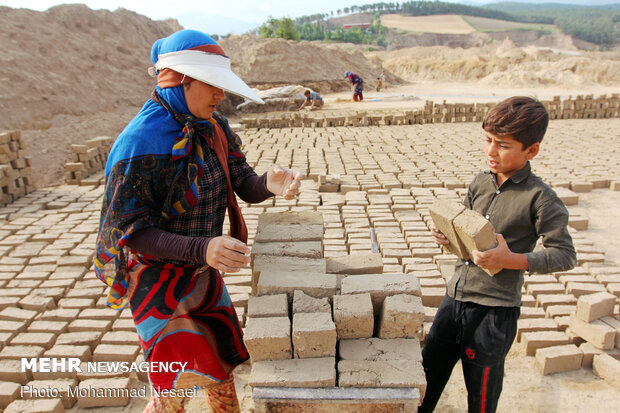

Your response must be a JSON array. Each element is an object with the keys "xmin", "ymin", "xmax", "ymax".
[
  {"xmin": 0, "ymin": 4, "xmax": 178, "ymax": 131},
  {"xmin": 219, "ymin": 35, "xmax": 397, "ymax": 94}
]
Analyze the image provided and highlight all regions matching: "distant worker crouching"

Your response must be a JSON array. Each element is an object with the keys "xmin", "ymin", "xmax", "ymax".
[
  {"xmin": 298, "ymin": 89, "xmax": 324, "ymax": 110},
  {"xmin": 344, "ymin": 71, "xmax": 364, "ymax": 102}
]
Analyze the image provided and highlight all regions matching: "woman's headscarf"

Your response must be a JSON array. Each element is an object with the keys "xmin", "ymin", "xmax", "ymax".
[{"xmin": 95, "ymin": 30, "xmax": 247, "ymax": 309}]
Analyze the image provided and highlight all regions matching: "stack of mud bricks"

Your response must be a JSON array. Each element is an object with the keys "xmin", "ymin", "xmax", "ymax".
[
  {"xmin": 0, "ymin": 130, "xmax": 33, "ymax": 207},
  {"xmin": 64, "ymin": 136, "xmax": 114, "ymax": 185},
  {"xmin": 245, "ymin": 211, "xmax": 426, "ymax": 412},
  {"xmin": 533, "ymin": 291, "xmax": 620, "ymax": 382}
]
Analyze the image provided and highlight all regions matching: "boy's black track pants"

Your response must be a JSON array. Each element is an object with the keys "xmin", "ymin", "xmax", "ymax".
[{"xmin": 419, "ymin": 294, "xmax": 519, "ymax": 413}]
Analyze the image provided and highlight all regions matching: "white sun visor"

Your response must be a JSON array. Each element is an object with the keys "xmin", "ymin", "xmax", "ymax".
[{"xmin": 153, "ymin": 50, "xmax": 264, "ymax": 104}]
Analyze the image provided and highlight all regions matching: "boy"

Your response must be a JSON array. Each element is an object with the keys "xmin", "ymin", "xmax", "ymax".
[
  {"xmin": 298, "ymin": 89, "xmax": 324, "ymax": 110},
  {"xmin": 420, "ymin": 97, "xmax": 576, "ymax": 413}
]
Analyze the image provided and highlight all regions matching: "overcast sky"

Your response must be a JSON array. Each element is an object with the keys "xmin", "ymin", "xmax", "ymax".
[{"xmin": 1, "ymin": 1, "xmax": 617, "ymax": 34}]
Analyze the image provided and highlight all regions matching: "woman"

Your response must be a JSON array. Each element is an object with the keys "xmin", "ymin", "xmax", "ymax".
[
  {"xmin": 95, "ymin": 30, "xmax": 301, "ymax": 412},
  {"xmin": 344, "ymin": 71, "xmax": 364, "ymax": 102}
]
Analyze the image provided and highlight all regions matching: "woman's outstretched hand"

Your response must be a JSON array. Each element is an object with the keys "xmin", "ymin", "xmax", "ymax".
[
  {"xmin": 206, "ymin": 235, "xmax": 250, "ymax": 273},
  {"xmin": 267, "ymin": 164, "xmax": 302, "ymax": 200}
]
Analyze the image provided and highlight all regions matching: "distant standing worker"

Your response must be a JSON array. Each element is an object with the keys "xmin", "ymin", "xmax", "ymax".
[
  {"xmin": 344, "ymin": 71, "xmax": 364, "ymax": 102},
  {"xmin": 376, "ymin": 70, "xmax": 386, "ymax": 92},
  {"xmin": 298, "ymin": 89, "xmax": 324, "ymax": 110}
]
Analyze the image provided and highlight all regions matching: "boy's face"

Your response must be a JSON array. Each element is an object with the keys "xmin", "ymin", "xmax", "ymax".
[{"xmin": 485, "ymin": 132, "xmax": 539, "ymax": 184}]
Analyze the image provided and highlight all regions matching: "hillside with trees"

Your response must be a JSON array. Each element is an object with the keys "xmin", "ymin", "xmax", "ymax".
[{"xmin": 257, "ymin": 1, "xmax": 620, "ymax": 48}]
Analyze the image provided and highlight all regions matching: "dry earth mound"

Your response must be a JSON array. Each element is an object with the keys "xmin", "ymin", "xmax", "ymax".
[
  {"xmin": 0, "ymin": 4, "xmax": 176, "ymax": 131},
  {"xmin": 369, "ymin": 41, "xmax": 620, "ymax": 87},
  {"xmin": 219, "ymin": 35, "xmax": 400, "ymax": 94}
]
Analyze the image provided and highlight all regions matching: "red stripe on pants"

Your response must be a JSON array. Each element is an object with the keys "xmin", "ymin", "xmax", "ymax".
[{"xmin": 481, "ymin": 366, "xmax": 490, "ymax": 413}]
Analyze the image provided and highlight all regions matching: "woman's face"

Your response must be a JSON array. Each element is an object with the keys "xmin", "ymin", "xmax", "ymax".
[{"xmin": 183, "ymin": 80, "xmax": 225, "ymax": 119}]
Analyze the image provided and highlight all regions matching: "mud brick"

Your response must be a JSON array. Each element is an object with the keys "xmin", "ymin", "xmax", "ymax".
[
  {"xmin": 77, "ymin": 308, "xmax": 118, "ymax": 321},
  {"xmin": 16, "ymin": 271, "xmax": 51, "ymax": 281},
  {"xmin": 517, "ymin": 318, "xmax": 558, "ymax": 341},
  {"xmin": 378, "ymin": 294, "xmax": 424, "ymax": 339},
  {"xmin": 577, "ymin": 252, "xmax": 605, "ymax": 265},
  {"xmin": 429, "ymin": 200, "xmax": 468, "ymax": 259},
  {"xmin": 579, "ymin": 342, "xmax": 605, "ymax": 367},
  {"xmin": 244, "ymin": 317, "xmax": 291, "ymax": 361},
  {"xmin": 325, "ymin": 253, "xmax": 383, "ymax": 274},
  {"xmin": 535, "ymin": 344, "xmax": 583, "ymax": 375},
  {"xmin": 45, "ymin": 344, "xmax": 91, "ymax": 361},
  {"xmin": 0, "ymin": 297, "xmax": 21, "ymax": 310},
  {"xmin": 545, "ymin": 305, "xmax": 576, "ymax": 318},
  {"xmin": 292, "ymin": 312, "xmax": 336, "ymax": 359},
  {"xmin": 99, "ymin": 331, "xmax": 138, "ymax": 346},
  {"xmin": 555, "ymin": 316, "xmax": 570, "ymax": 331},
  {"xmin": 570, "ymin": 181, "xmax": 593, "ymax": 192},
  {"xmin": 249, "ymin": 357, "xmax": 336, "ymax": 388},
  {"xmin": 553, "ymin": 187, "xmax": 579, "ymax": 206},
  {"xmin": 569, "ymin": 314, "xmax": 615, "ymax": 350},
  {"xmin": 523, "ymin": 274, "xmax": 559, "ymax": 287},
  {"xmin": 339, "ymin": 337, "xmax": 422, "ymax": 363},
  {"xmin": 0, "ymin": 307, "xmax": 37, "ymax": 322},
  {"xmin": 536, "ymin": 294, "xmax": 577, "ymax": 309},
  {"xmin": 558, "ymin": 274, "xmax": 598, "ymax": 285},
  {"xmin": 341, "ymin": 274, "xmax": 420, "ymax": 315},
  {"xmin": 0, "ymin": 331, "xmax": 14, "ymax": 346},
  {"xmin": 255, "ymin": 211, "xmax": 323, "ymax": 242},
  {"xmin": 93, "ymin": 344, "xmax": 140, "ymax": 362},
  {"xmin": 0, "ymin": 320, "xmax": 27, "ymax": 333},
  {"xmin": 65, "ymin": 319, "xmax": 111, "ymax": 333},
  {"xmin": 420, "ymin": 287, "xmax": 445, "ymax": 308},
  {"xmin": 600, "ymin": 316, "xmax": 620, "ymax": 349},
  {"xmin": 4, "ymin": 399, "xmax": 65, "ymax": 413},
  {"xmin": 333, "ymin": 293, "xmax": 373, "ymax": 339},
  {"xmin": 65, "ymin": 287, "xmax": 105, "ymax": 300},
  {"xmin": 593, "ymin": 353, "xmax": 620, "ymax": 390},
  {"xmin": 19, "ymin": 295, "xmax": 56, "ymax": 312},
  {"xmin": 576, "ymin": 291, "xmax": 616, "ymax": 322},
  {"xmin": 0, "ymin": 345, "xmax": 45, "ymax": 360},
  {"xmin": 566, "ymin": 282, "xmax": 606, "ymax": 297},
  {"xmin": 111, "ymin": 319, "xmax": 136, "ymax": 332},
  {"xmin": 251, "ymin": 241, "xmax": 322, "ymax": 259},
  {"xmin": 56, "ymin": 255, "xmax": 91, "ymax": 267},
  {"xmin": 338, "ymin": 360, "xmax": 426, "ymax": 395},
  {"xmin": 0, "ymin": 359, "xmax": 32, "ymax": 384},
  {"xmin": 57, "ymin": 298, "xmax": 94, "ymax": 309},
  {"xmin": 0, "ymin": 288, "xmax": 32, "ymax": 298},
  {"xmin": 251, "ymin": 255, "xmax": 326, "ymax": 294},
  {"xmin": 247, "ymin": 294, "xmax": 288, "ymax": 318},
  {"xmin": 453, "ymin": 209, "xmax": 499, "ymax": 276},
  {"xmin": 24, "ymin": 379, "xmax": 77, "ymax": 408},
  {"xmin": 54, "ymin": 331, "xmax": 103, "ymax": 351},
  {"xmin": 32, "ymin": 288, "xmax": 67, "ymax": 301},
  {"xmin": 256, "ymin": 272, "xmax": 337, "ymax": 303},
  {"xmin": 292, "ymin": 290, "xmax": 330, "ymax": 314},
  {"xmin": 527, "ymin": 283, "xmax": 565, "ymax": 297},
  {"xmin": 10, "ymin": 333, "xmax": 56, "ymax": 349},
  {"xmin": 519, "ymin": 307, "xmax": 546, "ymax": 319},
  {"xmin": 521, "ymin": 331, "xmax": 570, "ymax": 356},
  {"xmin": 77, "ymin": 377, "xmax": 131, "ymax": 408},
  {"xmin": 0, "ymin": 381, "xmax": 20, "ymax": 409},
  {"xmin": 39, "ymin": 309, "xmax": 80, "ymax": 322}
]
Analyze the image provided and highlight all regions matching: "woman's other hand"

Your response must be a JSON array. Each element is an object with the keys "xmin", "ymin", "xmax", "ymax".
[
  {"xmin": 206, "ymin": 235, "xmax": 250, "ymax": 273},
  {"xmin": 267, "ymin": 164, "xmax": 302, "ymax": 200}
]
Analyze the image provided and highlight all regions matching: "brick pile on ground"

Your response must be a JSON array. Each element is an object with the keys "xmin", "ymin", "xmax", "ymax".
[
  {"xmin": 245, "ymin": 211, "xmax": 427, "ymax": 411},
  {"xmin": 64, "ymin": 137, "xmax": 114, "ymax": 186},
  {"xmin": 0, "ymin": 130, "xmax": 33, "ymax": 207},
  {"xmin": 0, "ymin": 118, "xmax": 618, "ymax": 411},
  {"xmin": 241, "ymin": 94, "xmax": 620, "ymax": 129}
]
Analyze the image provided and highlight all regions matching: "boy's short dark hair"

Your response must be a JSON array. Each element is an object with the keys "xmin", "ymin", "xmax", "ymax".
[
  {"xmin": 482, "ymin": 96, "xmax": 549, "ymax": 149},
  {"xmin": 304, "ymin": 89, "xmax": 311, "ymax": 95}
]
